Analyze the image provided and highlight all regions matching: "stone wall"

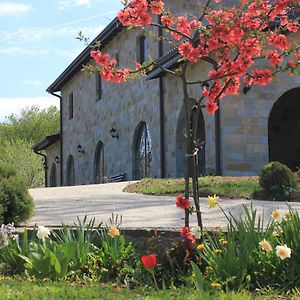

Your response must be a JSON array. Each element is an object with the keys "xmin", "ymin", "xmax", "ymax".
[{"xmin": 61, "ymin": 28, "xmax": 161, "ymax": 185}]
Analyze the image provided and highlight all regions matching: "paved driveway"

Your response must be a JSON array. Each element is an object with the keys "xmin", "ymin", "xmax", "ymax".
[{"xmin": 27, "ymin": 182, "xmax": 300, "ymax": 230}]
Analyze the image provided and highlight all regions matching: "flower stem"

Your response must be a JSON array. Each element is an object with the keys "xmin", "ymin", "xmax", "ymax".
[{"xmin": 151, "ymin": 269, "xmax": 159, "ymax": 291}]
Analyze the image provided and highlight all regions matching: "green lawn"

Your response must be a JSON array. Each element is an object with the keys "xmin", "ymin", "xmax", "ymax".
[
  {"xmin": 124, "ymin": 177, "xmax": 262, "ymax": 199},
  {"xmin": 0, "ymin": 278, "xmax": 282, "ymax": 300}
]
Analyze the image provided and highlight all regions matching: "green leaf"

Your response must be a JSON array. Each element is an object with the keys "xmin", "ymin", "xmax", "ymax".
[{"xmin": 191, "ymin": 261, "xmax": 204, "ymax": 291}]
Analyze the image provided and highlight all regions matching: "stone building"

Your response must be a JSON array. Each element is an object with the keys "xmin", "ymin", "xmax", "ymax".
[{"xmin": 37, "ymin": 2, "xmax": 300, "ymax": 187}]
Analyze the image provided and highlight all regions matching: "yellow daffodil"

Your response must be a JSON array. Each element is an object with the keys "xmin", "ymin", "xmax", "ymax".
[
  {"xmin": 211, "ymin": 282, "xmax": 222, "ymax": 287},
  {"xmin": 214, "ymin": 249, "xmax": 222, "ymax": 253},
  {"xmin": 208, "ymin": 194, "xmax": 219, "ymax": 208},
  {"xmin": 108, "ymin": 227, "xmax": 120, "ymax": 238},
  {"xmin": 259, "ymin": 239, "xmax": 273, "ymax": 252}
]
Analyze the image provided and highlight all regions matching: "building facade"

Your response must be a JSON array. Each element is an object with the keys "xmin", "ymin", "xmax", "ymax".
[{"xmin": 41, "ymin": 2, "xmax": 300, "ymax": 186}]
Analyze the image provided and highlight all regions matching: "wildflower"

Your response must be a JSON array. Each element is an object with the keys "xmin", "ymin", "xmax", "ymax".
[
  {"xmin": 190, "ymin": 226, "xmax": 202, "ymax": 239},
  {"xmin": 37, "ymin": 225, "xmax": 50, "ymax": 240},
  {"xmin": 272, "ymin": 231, "xmax": 280, "ymax": 237},
  {"xmin": 272, "ymin": 209, "xmax": 283, "ymax": 223},
  {"xmin": 197, "ymin": 243, "xmax": 205, "ymax": 250},
  {"xmin": 108, "ymin": 227, "xmax": 120, "ymax": 238},
  {"xmin": 259, "ymin": 239, "xmax": 273, "ymax": 252},
  {"xmin": 221, "ymin": 240, "xmax": 228, "ymax": 245},
  {"xmin": 176, "ymin": 194, "xmax": 190, "ymax": 210},
  {"xmin": 211, "ymin": 282, "xmax": 222, "ymax": 287},
  {"xmin": 141, "ymin": 254, "xmax": 157, "ymax": 269},
  {"xmin": 276, "ymin": 245, "xmax": 291, "ymax": 260},
  {"xmin": 208, "ymin": 194, "xmax": 219, "ymax": 208}
]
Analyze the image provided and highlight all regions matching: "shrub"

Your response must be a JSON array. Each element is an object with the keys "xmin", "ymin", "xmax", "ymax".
[
  {"xmin": 0, "ymin": 161, "xmax": 34, "ymax": 224},
  {"xmin": 259, "ymin": 162, "xmax": 297, "ymax": 201}
]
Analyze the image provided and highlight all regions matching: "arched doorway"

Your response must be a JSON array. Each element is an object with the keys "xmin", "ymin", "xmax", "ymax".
[
  {"xmin": 49, "ymin": 163, "xmax": 57, "ymax": 187},
  {"xmin": 66, "ymin": 155, "xmax": 75, "ymax": 186},
  {"xmin": 93, "ymin": 141, "xmax": 105, "ymax": 184},
  {"xmin": 176, "ymin": 106, "xmax": 206, "ymax": 177},
  {"xmin": 133, "ymin": 122, "xmax": 152, "ymax": 179},
  {"xmin": 268, "ymin": 88, "xmax": 300, "ymax": 171}
]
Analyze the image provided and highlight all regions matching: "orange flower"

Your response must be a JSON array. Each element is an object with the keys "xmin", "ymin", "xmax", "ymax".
[
  {"xmin": 197, "ymin": 243, "xmax": 205, "ymax": 250},
  {"xmin": 108, "ymin": 227, "xmax": 120, "ymax": 238}
]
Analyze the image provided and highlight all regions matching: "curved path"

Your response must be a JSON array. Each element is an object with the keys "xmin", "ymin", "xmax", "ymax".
[{"xmin": 27, "ymin": 182, "xmax": 300, "ymax": 230}]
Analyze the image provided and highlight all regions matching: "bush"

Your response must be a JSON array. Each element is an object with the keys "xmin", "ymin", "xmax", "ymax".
[
  {"xmin": 0, "ymin": 161, "xmax": 34, "ymax": 224},
  {"xmin": 259, "ymin": 161, "xmax": 297, "ymax": 201}
]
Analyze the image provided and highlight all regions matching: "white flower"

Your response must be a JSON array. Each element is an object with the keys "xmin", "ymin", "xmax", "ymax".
[
  {"xmin": 276, "ymin": 244, "xmax": 291, "ymax": 260},
  {"xmin": 272, "ymin": 209, "xmax": 283, "ymax": 223},
  {"xmin": 190, "ymin": 226, "xmax": 202, "ymax": 239},
  {"xmin": 259, "ymin": 239, "xmax": 273, "ymax": 252},
  {"xmin": 37, "ymin": 225, "xmax": 50, "ymax": 239}
]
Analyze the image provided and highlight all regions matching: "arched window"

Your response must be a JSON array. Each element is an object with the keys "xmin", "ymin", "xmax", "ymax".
[
  {"xmin": 133, "ymin": 122, "xmax": 152, "ymax": 179},
  {"xmin": 66, "ymin": 155, "xmax": 75, "ymax": 186},
  {"xmin": 268, "ymin": 88, "xmax": 300, "ymax": 171},
  {"xmin": 93, "ymin": 141, "xmax": 105, "ymax": 184},
  {"xmin": 49, "ymin": 163, "xmax": 57, "ymax": 187}
]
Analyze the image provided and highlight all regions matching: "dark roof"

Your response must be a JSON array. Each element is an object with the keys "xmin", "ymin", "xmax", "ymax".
[
  {"xmin": 32, "ymin": 134, "xmax": 60, "ymax": 152},
  {"xmin": 146, "ymin": 47, "xmax": 180, "ymax": 80},
  {"xmin": 47, "ymin": 17, "xmax": 123, "ymax": 93}
]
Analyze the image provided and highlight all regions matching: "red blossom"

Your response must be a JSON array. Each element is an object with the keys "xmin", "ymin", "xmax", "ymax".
[
  {"xmin": 269, "ymin": 34, "xmax": 290, "ymax": 51},
  {"xmin": 252, "ymin": 69, "xmax": 273, "ymax": 86},
  {"xmin": 266, "ymin": 50, "xmax": 282, "ymax": 66},
  {"xmin": 180, "ymin": 226, "xmax": 189, "ymax": 238},
  {"xmin": 176, "ymin": 194, "xmax": 190, "ymax": 209},
  {"xmin": 205, "ymin": 101, "xmax": 219, "ymax": 115},
  {"xmin": 161, "ymin": 15, "xmax": 174, "ymax": 27},
  {"xmin": 151, "ymin": 0, "xmax": 164, "ymax": 14},
  {"xmin": 141, "ymin": 254, "xmax": 157, "ymax": 269}
]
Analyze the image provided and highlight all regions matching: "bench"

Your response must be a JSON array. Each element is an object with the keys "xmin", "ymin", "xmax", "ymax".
[{"xmin": 108, "ymin": 172, "xmax": 126, "ymax": 183}]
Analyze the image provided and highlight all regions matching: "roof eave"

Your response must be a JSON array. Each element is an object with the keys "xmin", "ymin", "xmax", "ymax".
[{"xmin": 32, "ymin": 134, "xmax": 60, "ymax": 152}]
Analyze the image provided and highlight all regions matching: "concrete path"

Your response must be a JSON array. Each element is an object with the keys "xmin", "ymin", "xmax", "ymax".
[{"xmin": 27, "ymin": 182, "xmax": 300, "ymax": 230}]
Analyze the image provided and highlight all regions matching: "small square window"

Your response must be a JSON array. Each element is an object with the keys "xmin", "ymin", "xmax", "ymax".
[
  {"xmin": 96, "ymin": 73, "xmax": 102, "ymax": 101},
  {"xmin": 68, "ymin": 93, "xmax": 73, "ymax": 119}
]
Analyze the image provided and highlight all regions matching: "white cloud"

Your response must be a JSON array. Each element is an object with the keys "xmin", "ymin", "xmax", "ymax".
[
  {"xmin": 21, "ymin": 80, "xmax": 43, "ymax": 87},
  {"xmin": 0, "ymin": 26, "xmax": 105, "ymax": 44},
  {"xmin": 0, "ymin": 2, "xmax": 31, "ymax": 16},
  {"xmin": 58, "ymin": 0, "xmax": 91, "ymax": 10},
  {"xmin": 0, "ymin": 97, "xmax": 60, "ymax": 122}
]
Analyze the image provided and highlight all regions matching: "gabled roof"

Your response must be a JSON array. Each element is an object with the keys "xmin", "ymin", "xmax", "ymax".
[
  {"xmin": 47, "ymin": 18, "xmax": 123, "ymax": 93},
  {"xmin": 32, "ymin": 134, "xmax": 60, "ymax": 152}
]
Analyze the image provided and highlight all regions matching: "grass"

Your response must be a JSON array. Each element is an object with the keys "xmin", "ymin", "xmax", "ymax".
[
  {"xmin": 0, "ymin": 277, "xmax": 287, "ymax": 300},
  {"xmin": 124, "ymin": 177, "xmax": 262, "ymax": 199},
  {"xmin": 125, "ymin": 177, "xmax": 300, "ymax": 200}
]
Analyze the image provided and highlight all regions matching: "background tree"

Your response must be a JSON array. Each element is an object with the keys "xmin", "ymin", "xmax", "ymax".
[
  {"xmin": 0, "ymin": 105, "xmax": 60, "ymax": 144},
  {"xmin": 86, "ymin": 0, "xmax": 300, "ymax": 229},
  {"xmin": 0, "ymin": 106, "xmax": 60, "ymax": 188}
]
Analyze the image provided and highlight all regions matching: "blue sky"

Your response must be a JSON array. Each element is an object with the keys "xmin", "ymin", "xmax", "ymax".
[{"xmin": 0, "ymin": 0, "xmax": 123, "ymax": 121}]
